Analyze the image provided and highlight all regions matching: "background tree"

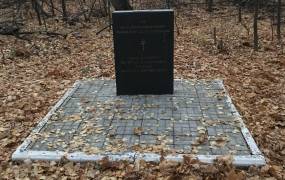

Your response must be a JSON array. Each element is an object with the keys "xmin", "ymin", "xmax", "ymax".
[
  {"xmin": 110, "ymin": 0, "xmax": 132, "ymax": 10},
  {"xmin": 254, "ymin": 0, "xmax": 259, "ymax": 51}
]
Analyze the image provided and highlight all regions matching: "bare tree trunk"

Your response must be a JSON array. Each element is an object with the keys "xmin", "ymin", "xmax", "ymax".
[
  {"xmin": 78, "ymin": 0, "xmax": 88, "ymax": 22},
  {"xmin": 271, "ymin": 12, "xmax": 275, "ymax": 41},
  {"xmin": 32, "ymin": 0, "xmax": 42, "ymax": 25},
  {"xmin": 87, "ymin": 0, "xmax": 97, "ymax": 21},
  {"xmin": 254, "ymin": 0, "xmax": 259, "ymax": 51},
  {"xmin": 213, "ymin": 27, "xmax": 217, "ymax": 45},
  {"xmin": 277, "ymin": 0, "xmax": 281, "ymax": 43},
  {"xmin": 50, "ymin": 0, "xmax": 55, "ymax": 16},
  {"xmin": 107, "ymin": 0, "xmax": 111, "ymax": 29},
  {"xmin": 207, "ymin": 0, "xmax": 213, "ymax": 12},
  {"xmin": 238, "ymin": 0, "xmax": 242, "ymax": 22},
  {"xmin": 61, "ymin": 0, "xmax": 67, "ymax": 21},
  {"xmin": 110, "ymin": 0, "xmax": 132, "ymax": 10}
]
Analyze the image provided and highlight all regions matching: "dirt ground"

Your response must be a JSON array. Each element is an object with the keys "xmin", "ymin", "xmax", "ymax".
[{"xmin": 0, "ymin": 5, "xmax": 284, "ymax": 179}]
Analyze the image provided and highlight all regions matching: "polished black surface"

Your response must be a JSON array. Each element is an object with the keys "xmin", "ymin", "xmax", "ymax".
[{"xmin": 113, "ymin": 10, "xmax": 174, "ymax": 95}]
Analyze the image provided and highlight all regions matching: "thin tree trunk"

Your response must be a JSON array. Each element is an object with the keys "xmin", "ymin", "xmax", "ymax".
[
  {"xmin": 208, "ymin": 0, "xmax": 213, "ymax": 12},
  {"xmin": 61, "ymin": 0, "xmax": 67, "ymax": 21},
  {"xmin": 277, "ymin": 0, "xmax": 281, "ymax": 43},
  {"xmin": 78, "ymin": 0, "xmax": 88, "ymax": 22},
  {"xmin": 254, "ymin": 0, "xmax": 259, "ymax": 51},
  {"xmin": 107, "ymin": 0, "xmax": 111, "ymax": 30},
  {"xmin": 238, "ymin": 0, "xmax": 242, "ymax": 22},
  {"xmin": 110, "ymin": 0, "xmax": 132, "ymax": 10},
  {"xmin": 50, "ymin": 0, "xmax": 55, "ymax": 16},
  {"xmin": 213, "ymin": 27, "xmax": 217, "ymax": 45},
  {"xmin": 87, "ymin": 0, "xmax": 97, "ymax": 20},
  {"xmin": 271, "ymin": 12, "xmax": 275, "ymax": 41},
  {"xmin": 32, "ymin": 0, "xmax": 42, "ymax": 25}
]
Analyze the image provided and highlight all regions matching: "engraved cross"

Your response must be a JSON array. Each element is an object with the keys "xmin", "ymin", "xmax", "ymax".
[{"xmin": 141, "ymin": 39, "xmax": 146, "ymax": 52}]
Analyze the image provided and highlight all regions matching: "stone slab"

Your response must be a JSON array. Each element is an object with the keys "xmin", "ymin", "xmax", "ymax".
[
  {"xmin": 12, "ymin": 79, "xmax": 265, "ymax": 166},
  {"xmin": 113, "ymin": 10, "xmax": 174, "ymax": 95}
]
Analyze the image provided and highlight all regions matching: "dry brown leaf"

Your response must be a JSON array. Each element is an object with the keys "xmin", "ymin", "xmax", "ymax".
[
  {"xmin": 226, "ymin": 170, "xmax": 246, "ymax": 180},
  {"xmin": 133, "ymin": 127, "xmax": 143, "ymax": 136},
  {"xmin": 210, "ymin": 136, "xmax": 229, "ymax": 148}
]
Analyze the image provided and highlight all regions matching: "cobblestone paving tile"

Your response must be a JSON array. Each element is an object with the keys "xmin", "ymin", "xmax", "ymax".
[{"xmin": 27, "ymin": 80, "xmax": 252, "ymax": 156}]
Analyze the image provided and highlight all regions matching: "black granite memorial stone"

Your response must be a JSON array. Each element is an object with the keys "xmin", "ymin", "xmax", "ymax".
[{"xmin": 113, "ymin": 10, "xmax": 174, "ymax": 95}]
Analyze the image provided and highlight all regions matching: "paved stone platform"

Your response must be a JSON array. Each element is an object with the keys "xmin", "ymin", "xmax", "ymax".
[{"xmin": 12, "ymin": 79, "xmax": 265, "ymax": 166}]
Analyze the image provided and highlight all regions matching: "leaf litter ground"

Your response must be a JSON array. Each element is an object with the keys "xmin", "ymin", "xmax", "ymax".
[{"xmin": 0, "ymin": 5, "xmax": 284, "ymax": 179}]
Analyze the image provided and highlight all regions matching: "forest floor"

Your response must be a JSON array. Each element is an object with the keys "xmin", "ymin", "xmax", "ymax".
[{"xmin": 0, "ymin": 5, "xmax": 284, "ymax": 179}]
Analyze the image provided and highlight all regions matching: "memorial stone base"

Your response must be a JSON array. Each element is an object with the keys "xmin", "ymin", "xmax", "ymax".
[{"xmin": 12, "ymin": 79, "xmax": 265, "ymax": 166}]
